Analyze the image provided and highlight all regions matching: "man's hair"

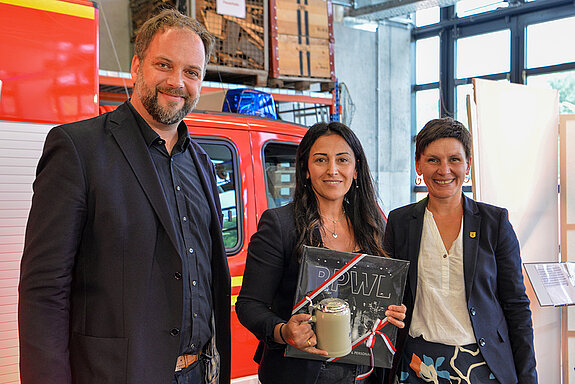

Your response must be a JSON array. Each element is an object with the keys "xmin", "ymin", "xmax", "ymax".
[{"xmin": 134, "ymin": 8, "xmax": 215, "ymax": 71}]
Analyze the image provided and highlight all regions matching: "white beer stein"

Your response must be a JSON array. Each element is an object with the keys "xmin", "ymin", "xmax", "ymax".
[{"xmin": 309, "ymin": 297, "xmax": 352, "ymax": 357}]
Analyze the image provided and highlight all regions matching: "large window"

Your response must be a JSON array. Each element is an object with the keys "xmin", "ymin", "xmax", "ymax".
[
  {"xmin": 416, "ymin": 89, "xmax": 440, "ymax": 132},
  {"xmin": 525, "ymin": 15, "xmax": 575, "ymax": 115},
  {"xmin": 411, "ymin": 0, "xmax": 575, "ymax": 201},
  {"xmin": 527, "ymin": 70, "xmax": 575, "ymax": 114},
  {"xmin": 456, "ymin": 29, "xmax": 510, "ymax": 79},
  {"xmin": 526, "ymin": 16, "xmax": 575, "ymax": 69},
  {"xmin": 456, "ymin": 0, "xmax": 508, "ymax": 17},
  {"xmin": 415, "ymin": 6, "xmax": 439, "ymax": 27},
  {"xmin": 416, "ymin": 36, "xmax": 440, "ymax": 84}
]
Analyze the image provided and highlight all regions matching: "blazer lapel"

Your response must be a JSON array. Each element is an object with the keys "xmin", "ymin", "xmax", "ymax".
[
  {"xmin": 462, "ymin": 195, "xmax": 481, "ymax": 302},
  {"xmin": 108, "ymin": 103, "xmax": 179, "ymax": 251},
  {"xmin": 408, "ymin": 198, "xmax": 427, "ymax": 300}
]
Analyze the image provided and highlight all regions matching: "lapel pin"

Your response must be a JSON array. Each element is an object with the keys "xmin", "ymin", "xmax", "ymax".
[{"xmin": 470, "ymin": 232, "xmax": 476, "ymax": 238}]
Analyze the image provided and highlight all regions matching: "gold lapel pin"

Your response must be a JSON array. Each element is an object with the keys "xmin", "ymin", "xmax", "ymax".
[{"xmin": 470, "ymin": 232, "xmax": 476, "ymax": 238}]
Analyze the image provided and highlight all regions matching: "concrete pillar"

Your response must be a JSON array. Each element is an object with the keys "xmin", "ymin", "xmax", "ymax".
[
  {"xmin": 333, "ymin": 18, "xmax": 412, "ymax": 215},
  {"xmin": 98, "ymin": 0, "xmax": 132, "ymax": 72}
]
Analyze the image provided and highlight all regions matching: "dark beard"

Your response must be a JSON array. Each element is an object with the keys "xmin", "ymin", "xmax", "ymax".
[{"xmin": 140, "ymin": 86, "xmax": 198, "ymax": 125}]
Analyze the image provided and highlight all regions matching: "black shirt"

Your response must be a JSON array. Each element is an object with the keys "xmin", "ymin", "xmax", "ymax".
[{"xmin": 128, "ymin": 101, "xmax": 213, "ymax": 356}]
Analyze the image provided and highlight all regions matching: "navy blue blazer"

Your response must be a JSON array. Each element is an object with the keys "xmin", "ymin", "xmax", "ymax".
[
  {"xmin": 18, "ymin": 102, "xmax": 231, "ymax": 384},
  {"xmin": 383, "ymin": 195, "xmax": 537, "ymax": 384}
]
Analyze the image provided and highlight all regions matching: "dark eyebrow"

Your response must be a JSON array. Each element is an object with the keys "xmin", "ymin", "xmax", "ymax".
[{"xmin": 312, "ymin": 152, "xmax": 352, "ymax": 156}]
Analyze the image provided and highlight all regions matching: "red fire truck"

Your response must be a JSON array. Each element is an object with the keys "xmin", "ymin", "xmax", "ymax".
[{"xmin": 0, "ymin": 1, "xmax": 310, "ymax": 382}]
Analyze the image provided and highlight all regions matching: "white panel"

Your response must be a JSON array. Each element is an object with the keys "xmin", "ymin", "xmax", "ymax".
[
  {"xmin": 570, "ymin": 337, "xmax": 575, "ymax": 384},
  {"xmin": 569, "ymin": 305, "xmax": 575, "ymax": 332},
  {"xmin": 566, "ymin": 118, "xmax": 575, "ymax": 224},
  {"xmin": 473, "ymin": 79, "xmax": 560, "ymax": 383},
  {"xmin": 0, "ymin": 121, "xmax": 52, "ymax": 384},
  {"xmin": 231, "ymin": 374, "xmax": 260, "ymax": 384},
  {"xmin": 0, "ymin": 192, "xmax": 33, "ymax": 201}
]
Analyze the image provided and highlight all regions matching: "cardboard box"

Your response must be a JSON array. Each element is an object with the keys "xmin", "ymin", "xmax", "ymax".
[
  {"xmin": 266, "ymin": 165, "xmax": 296, "ymax": 185},
  {"xmin": 195, "ymin": 90, "xmax": 227, "ymax": 112},
  {"xmin": 276, "ymin": 34, "xmax": 331, "ymax": 78},
  {"xmin": 275, "ymin": 0, "xmax": 329, "ymax": 39}
]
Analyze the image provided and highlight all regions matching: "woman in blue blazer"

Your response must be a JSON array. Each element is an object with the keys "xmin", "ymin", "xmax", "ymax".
[{"xmin": 384, "ymin": 117, "xmax": 537, "ymax": 384}]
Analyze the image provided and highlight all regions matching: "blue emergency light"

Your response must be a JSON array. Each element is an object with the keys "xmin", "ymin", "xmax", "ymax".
[{"xmin": 222, "ymin": 89, "xmax": 277, "ymax": 119}]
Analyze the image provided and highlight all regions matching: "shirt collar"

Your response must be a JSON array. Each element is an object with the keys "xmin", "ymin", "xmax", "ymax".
[{"xmin": 126, "ymin": 99, "xmax": 191, "ymax": 151}]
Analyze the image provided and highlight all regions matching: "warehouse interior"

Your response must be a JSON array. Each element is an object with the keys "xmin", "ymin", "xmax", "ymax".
[
  {"xmin": 97, "ymin": 0, "xmax": 411, "ymax": 213},
  {"xmin": 96, "ymin": 0, "xmax": 575, "ymax": 214},
  {"xmin": 1, "ymin": 0, "xmax": 575, "ymax": 383},
  {"xmin": 94, "ymin": 2, "xmax": 575, "ymax": 382}
]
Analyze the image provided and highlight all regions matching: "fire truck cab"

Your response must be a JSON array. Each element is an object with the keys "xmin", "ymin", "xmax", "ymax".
[{"xmin": 0, "ymin": 1, "xmax": 307, "ymax": 382}]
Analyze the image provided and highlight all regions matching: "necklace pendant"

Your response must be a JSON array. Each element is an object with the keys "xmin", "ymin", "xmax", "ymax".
[{"xmin": 332, "ymin": 232, "xmax": 338, "ymax": 239}]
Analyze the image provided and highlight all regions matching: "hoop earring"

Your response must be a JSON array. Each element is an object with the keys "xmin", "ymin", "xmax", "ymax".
[
  {"xmin": 464, "ymin": 174, "xmax": 470, "ymax": 183},
  {"xmin": 415, "ymin": 177, "xmax": 422, "ymax": 186}
]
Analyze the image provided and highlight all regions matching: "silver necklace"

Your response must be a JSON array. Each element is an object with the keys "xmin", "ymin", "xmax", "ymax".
[{"xmin": 321, "ymin": 211, "xmax": 345, "ymax": 239}]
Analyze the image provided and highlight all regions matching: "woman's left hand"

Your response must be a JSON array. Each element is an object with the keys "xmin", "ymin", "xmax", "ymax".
[{"xmin": 385, "ymin": 304, "xmax": 407, "ymax": 328}]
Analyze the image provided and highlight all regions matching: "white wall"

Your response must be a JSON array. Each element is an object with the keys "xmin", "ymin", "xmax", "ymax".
[
  {"xmin": 98, "ymin": 0, "xmax": 132, "ymax": 72},
  {"xmin": 472, "ymin": 79, "xmax": 561, "ymax": 383}
]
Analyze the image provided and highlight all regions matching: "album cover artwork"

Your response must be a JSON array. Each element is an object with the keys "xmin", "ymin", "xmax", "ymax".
[{"xmin": 285, "ymin": 246, "xmax": 409, "ymax": 368}]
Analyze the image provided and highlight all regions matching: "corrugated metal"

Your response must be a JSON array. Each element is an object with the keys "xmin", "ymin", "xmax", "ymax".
[{"xmin": 0, "ymin": 121, "xmax": 52, "ymax": 384}]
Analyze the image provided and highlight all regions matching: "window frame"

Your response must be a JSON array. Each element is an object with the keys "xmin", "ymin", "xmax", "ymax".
[
  {"xmin": 411, "ymin": 0, "xmax": 575, "ymax": 201},
  {"xmin": 195, "ymin": 137, "xmax": 244, "ymax": 256},
  {"xmin": 261, "ymin": 140, "xmax": 299, "ymax": 209}
]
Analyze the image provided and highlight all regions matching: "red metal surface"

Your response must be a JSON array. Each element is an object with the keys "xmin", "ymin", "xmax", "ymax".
[
  {"xmin": 185, "ymin": 113, "xmax": 306, "ymax": 379},
  {"xmin": 0, "ymin": 1, "xmax": 98, "ymax": 124}
]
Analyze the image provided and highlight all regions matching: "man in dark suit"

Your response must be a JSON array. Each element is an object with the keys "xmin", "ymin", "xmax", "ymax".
[{"xmin": 18, "ymin": 9, "xmax": 230, "ymax": 384}]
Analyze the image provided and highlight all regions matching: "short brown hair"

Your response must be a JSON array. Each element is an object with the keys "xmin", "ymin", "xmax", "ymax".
[
  {"xmin": 134, "ymin": 8, "xmax": 215, "ymax": 72},
  {"xmin": 415, "ymin": 117, "xmax": 472, "ymax": 161}
]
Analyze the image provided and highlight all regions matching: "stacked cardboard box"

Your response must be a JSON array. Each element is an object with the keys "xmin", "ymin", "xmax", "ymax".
[
  {"xmin": 266, "ymin": 165, "xmax": 296, "ymax": 200},
  {"xmin": 271, "ymin": 0, "xmax": 333, "ymax": 79}
]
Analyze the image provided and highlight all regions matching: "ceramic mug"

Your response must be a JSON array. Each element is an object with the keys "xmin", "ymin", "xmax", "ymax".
[{"xmin": 309, "ymin": 297, "xmax": 352, "ymax": 357}]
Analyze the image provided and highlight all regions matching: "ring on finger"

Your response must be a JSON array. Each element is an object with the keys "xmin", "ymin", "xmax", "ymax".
[{"xmin": 307, "ymin": 338, "xmax": 312, "ymax": 347}]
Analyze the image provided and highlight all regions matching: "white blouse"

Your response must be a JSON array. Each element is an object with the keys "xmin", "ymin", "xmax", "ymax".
[{"xmin": 408, "ymin": 208, "xmax": 476, "ymax": 346}]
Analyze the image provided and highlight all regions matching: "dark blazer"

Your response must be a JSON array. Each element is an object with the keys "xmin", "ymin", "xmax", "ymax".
[
  {"xmin": 18, "ymin": 102, "xmax": 231, "ymax": 384},
  {"xmin": 384, "ymin": 195, "xmax": 537, "ymax": 384},
  {"xmin": 236, "ymin": 203, "xmax": 386, "ymax": 384}
]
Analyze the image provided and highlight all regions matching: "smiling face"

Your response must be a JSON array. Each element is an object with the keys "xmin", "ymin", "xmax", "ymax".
[
  {"xmin": 415, "ymin": 137, "xmax": 470, "ymax": 202},
  {"xmin": 307, "ymin": 134, "xmax": 357, "ymax": 206},
  {"xmin": 130, "ymin": 27, "xmax": 205, "ymax": 130}
]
